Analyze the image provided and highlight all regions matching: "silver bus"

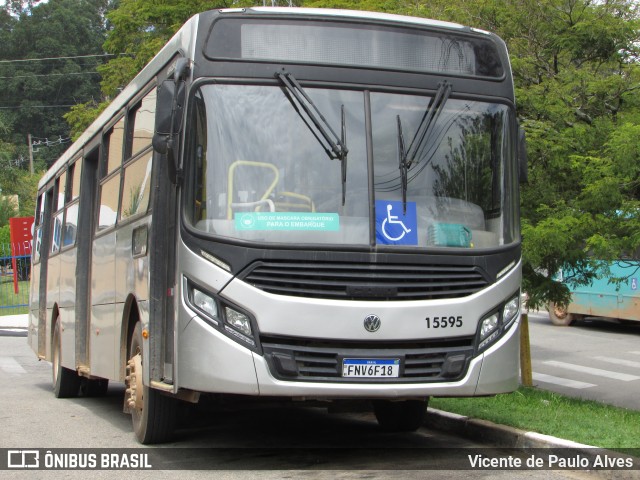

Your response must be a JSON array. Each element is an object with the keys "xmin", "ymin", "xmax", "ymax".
[{"xmin": 29, "ymin": 7, "xmax": 525, "ymax": 443}]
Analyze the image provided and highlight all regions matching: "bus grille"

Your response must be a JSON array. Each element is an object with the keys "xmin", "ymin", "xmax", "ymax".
[
  {"xmin": 241, "ymin": 261, "xmax": 489, "ymax": 300},
  {"xmin": 261, "ymin": 336, "xmax": 475, "ymax": 383}
]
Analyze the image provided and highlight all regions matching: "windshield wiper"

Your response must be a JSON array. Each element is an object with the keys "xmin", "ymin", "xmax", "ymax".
[
  {"xmin": 397, "ymin": 81, "xmax": 452, "ymax": 212},
  {"xmin": 275, "ymin": 69, "xmax": 349, "ymax": 204},
  {"xmin": 396, "ymin": 115, "xmax": 408, "ymax": 213}
]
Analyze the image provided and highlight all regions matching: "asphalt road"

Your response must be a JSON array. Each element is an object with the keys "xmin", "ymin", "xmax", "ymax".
[
  {"xmin": 0, "ymin": 333, "xmax": 623, "ymax": 479},
  {"xmin": 528, "ymin": 311, "xmax": 640, "ymax": 410}
]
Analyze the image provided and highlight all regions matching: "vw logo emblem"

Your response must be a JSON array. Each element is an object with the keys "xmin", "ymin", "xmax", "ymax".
[{"xmin": 363, "ymin": 314, "xmax": 381, "ymax": 333}]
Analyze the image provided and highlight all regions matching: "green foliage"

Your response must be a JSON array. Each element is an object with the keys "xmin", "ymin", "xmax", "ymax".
[
  {"xmin": 64, "ymin": 99, "xmax": 110, "ymax": 141},
  {"xmin": 0, "ymin": 0, "xmax": 109, "ymax": 167},
  {"xmin": 0, "ymin": 225, "xmax": 10, "ymax": 245},
  {"xmin": 0, "ymin": 0, "xmax": 109, "ymax": 218},
  {"xmin": 402, "ymin": 0, "xmax": 640, "ymax": 308},
  {"xmin": 99, "ymin": 0, "xmax": 256, "ymax": 96},
  {"xmin": 0, "ymin": 196, "xmax": 18, "ymax": 227}
]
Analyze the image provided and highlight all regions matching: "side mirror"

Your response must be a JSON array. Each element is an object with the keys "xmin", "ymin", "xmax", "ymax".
[
  {"xmin": 518, "ymin": 126, "xmax": 528, "ymax": 184},
  {"xmin": 152, "ymin": 80, "xmax": 176, "ymax": 154},
  {"xmin": 152, "ymin": 59, "xmax": 189, "ymax": 180}
]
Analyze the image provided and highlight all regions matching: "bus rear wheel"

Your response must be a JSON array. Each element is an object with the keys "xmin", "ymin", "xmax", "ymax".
[
  {"xmin": 52, "ymin": 318, "xmax": 81, "ymax": 398},
  {"xmin": 373, "ymin": 399, "xmax": 429, "ymax": 432},
  {"xmin": 548, "ymin": 302, "xmax": 575, "ymax": 326},
  {"xmin": 126, "ymin": 322, "xmax": 177, "ymax": 444}
]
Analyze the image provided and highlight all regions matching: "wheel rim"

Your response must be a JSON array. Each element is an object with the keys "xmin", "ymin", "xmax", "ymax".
[
  {"xmin": 553, "ymin": 305, "xmax": 568, "ymax": 319},
  {"xmin": 126, "ymin": 352, "xmax": 144, "ymax": 412}
]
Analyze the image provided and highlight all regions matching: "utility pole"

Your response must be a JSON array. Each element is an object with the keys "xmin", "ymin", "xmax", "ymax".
[{"xmin": 27, "ymin": 133, "xmax": 34, "ymax": 175}]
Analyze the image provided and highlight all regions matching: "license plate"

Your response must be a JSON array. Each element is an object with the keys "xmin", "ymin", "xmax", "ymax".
[{"xmin": 342, "ymin": 358, "xmax": 400, "ymax": 378}]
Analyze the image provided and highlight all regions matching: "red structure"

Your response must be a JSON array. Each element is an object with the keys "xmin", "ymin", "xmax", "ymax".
[{"xmin": 9, "ymin": 216, "xmax": 34, "ymax": 294}]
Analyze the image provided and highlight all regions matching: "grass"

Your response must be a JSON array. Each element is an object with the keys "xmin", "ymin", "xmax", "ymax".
[
  {"xmin": 0, "ymin": 276, "xmax": 29, "ymax": 315},
  {"xmin": 431, "ymin": 386, "xmax": 640, "ymax": 449}
]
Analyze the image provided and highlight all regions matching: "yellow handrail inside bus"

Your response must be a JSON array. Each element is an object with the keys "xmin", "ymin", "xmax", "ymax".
[
  {"xmin": 275, "ymin": 191, "xmax": 316, "ymax": 212},
  {"xmin": 227, "ymin": 160, "xmax": 279, "ymax": 219}
]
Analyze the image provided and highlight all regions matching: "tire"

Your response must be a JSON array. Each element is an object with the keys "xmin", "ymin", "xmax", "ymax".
[
  {"xmin": 373, "ymin": 399, "xmax": 429, "ymax": 432},
  {"xmin": 126, "ymin": 322, "xmax": 177, "ymax": 444},
  {"xmin": 52, "ymin": 318, "xmax": 81, "ymax": 398},
  {"xmin": 548, "ymin": 302, "xmax": 575, "ymax": 326}
]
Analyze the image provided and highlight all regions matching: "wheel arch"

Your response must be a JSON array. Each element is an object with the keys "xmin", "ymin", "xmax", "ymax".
[
  {"xmin": 47, "ymin": 303, "xmax": 61, "ymax": 362},
  {"xmin": 119, "ymin": 294, "xmax": 148, "ymax": 381}
]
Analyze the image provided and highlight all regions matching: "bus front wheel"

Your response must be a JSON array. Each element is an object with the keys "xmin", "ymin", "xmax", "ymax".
[
  {"xmin": 548, "ymin": 302, "xmax": 575, "ymax": 326},
  {"xmin": 373, "ymin": 399, "xmax": 429, "ymax": 432},
  {"xmin": 126, "ymin": 322, "xmax": 177, "ymax": 444},
  {"xmin": 52, "ymin": 317, "xmax": 81, "ymax": 398}
]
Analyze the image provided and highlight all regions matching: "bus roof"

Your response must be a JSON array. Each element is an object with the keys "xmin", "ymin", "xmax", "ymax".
[{"xmin": 245, "ymin": 7, "xmax": 468, "ymax": 31}]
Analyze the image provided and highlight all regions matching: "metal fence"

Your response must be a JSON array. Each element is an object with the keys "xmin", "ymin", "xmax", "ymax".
[{"xmin": 0, "ymin": 242, "xmax": 30, "ymax": 316}]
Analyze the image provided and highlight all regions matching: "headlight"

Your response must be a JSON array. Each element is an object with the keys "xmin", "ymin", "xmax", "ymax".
[
  {"xmin": 480, "ymin": 313, "xmax": 499, "ymax": 339},
  {"xmin": 478, "ymin": 313, "xmax": 500, "ymax": 351},
  {"xmin": 225, "ymin": 307, "xmax": 252, "ymax": 336},
  {"xmin": 503, "ymin": 295, "xmax": 520, "ymax": 327},
  {"xmin": 192, "ymin": 288, "xmax": 218, "ymax": 322},
  {"xmin": 477, "ymin": 293, "xmax": 520, "ymax": 352},
  {"xmin": 185, "ymin": 278, "xmax": 258, "ymax": 351}
]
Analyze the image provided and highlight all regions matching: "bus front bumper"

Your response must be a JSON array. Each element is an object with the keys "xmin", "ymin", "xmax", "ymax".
[{"xmin": 176, "ymin": 313, "xmax": 520, "ymax": 399}]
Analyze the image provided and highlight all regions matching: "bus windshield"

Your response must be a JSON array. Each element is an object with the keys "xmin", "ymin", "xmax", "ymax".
[{"xmin": 186, "ymin": 83, "xmax": 519, "ymax": 249}]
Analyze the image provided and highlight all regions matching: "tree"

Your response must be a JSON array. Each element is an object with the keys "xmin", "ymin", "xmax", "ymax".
[
  {"xmin": 0, "ymin": 0, "xmax": 109, "ymax": 168},
  {"xmin": 99, "ymin": 0, "xmax": 256, "ymax": 98},
  {"xmin": 64, "ymin": 99, "xmax": 109, "ymax": 141},
  {"xmin": 384, "ymin": 0, "xmax": 640, "ymax": 308},
  {"xmin": 0, "ymin": 195, "xmax": 18, "ymax": 227}
]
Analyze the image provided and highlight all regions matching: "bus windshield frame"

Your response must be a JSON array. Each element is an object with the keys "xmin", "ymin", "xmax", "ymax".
[{"xmin": 184, "ymin": 81, "xmax": 520, "ymax": 251}]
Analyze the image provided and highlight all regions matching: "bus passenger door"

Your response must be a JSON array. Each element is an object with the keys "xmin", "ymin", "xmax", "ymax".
[
  {"xmin": 75, "ymin": 147, "xmax": 99, "ymax": 369},
  {"xmin": 33, "ymin": 188, "xmax": 54, "ymax": 359}
]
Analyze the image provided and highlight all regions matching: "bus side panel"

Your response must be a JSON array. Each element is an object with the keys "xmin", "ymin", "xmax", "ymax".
[
  {"xmin": 59, "ymin": 248, "xmax": 77, "ymax": 310},
  {"xmin": 587, "ymin": 290, "xmax": 619, "ymax": 319},
  {"xmin": 58, "ymin": 247, "xmax": 78, "ymax": 369},
  {"xmin": 45, "ymin": 254, "xmax": 61, "ymax": 362},
  {"xmin": 618, "ymin": 292, "xmax": 640, "ymax": 321},
  {"xmin": 567, "ymin": 263, "xmax": 640, "ymax": 322},
  {"xmin": 610, "ymin": 263, "xmax": 640, "ymax": 321},
  {"xmin": 115, "ymin": 217, "xmax": 151, "ymax": 304},
  {"xmin": 90, "ymin": 231, "xmax": 117, "ymax": 380},
  {"xmin": 28, "ymin": 261, "xmax": 41, "ymax": 355},
  {"xmin": 568, "ymin": 291, "xmax": 591, "ymax": 317},
  {"xmin": 115, "ymin": 217, "xmax": 151, "ymax": 380}
]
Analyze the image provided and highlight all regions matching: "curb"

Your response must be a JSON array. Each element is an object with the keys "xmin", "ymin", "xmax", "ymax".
[
  {"xmin": 425, "ymin": 407, "xmax": 593, "ymax": 449},
  {"xmin": 425, "ymin": 408, "xmax": 640, "ymax": 478},
  {"xmin": 0, "ymin": 314, "xmax": 28, "ymax": 329}
]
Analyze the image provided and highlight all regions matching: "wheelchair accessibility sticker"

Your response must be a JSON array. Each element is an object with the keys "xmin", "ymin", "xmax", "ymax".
[{"xmin": 375, "ymin": 200, "xmax": 418, "ymax": 245}]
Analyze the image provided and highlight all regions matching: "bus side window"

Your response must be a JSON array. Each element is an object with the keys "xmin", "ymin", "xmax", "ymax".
[
  {"xmin": 98, "ymin": 117, "xmax": 126, "ymax": 231},
  {"xmin": 105, "ymin": 117, "xmax": 125, "ymax": 176},
  {"xmin": 51, "ymin": 173, "xmax": 65, "ymax": 254},
  {"xmin": 131, "ymin": 88, "xmax": 156, "ymax": 158},
  {"xmin": 33, "ymin": 194, "xmax": 44, "ymax": 263},
  {"xmin": 62, "ymin": 159, "xmax": 82, "ymax": 248},
  {"xmin": 51, "ymin": 212, "xmax": 63, "ymax": 254},
  {"xmin": 120, "ymin": 152, "xmax": 153, "ymax": 219},
  {"xmin": 98, "ymin": 174, "xmax": 120, "ymax": 230}
]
